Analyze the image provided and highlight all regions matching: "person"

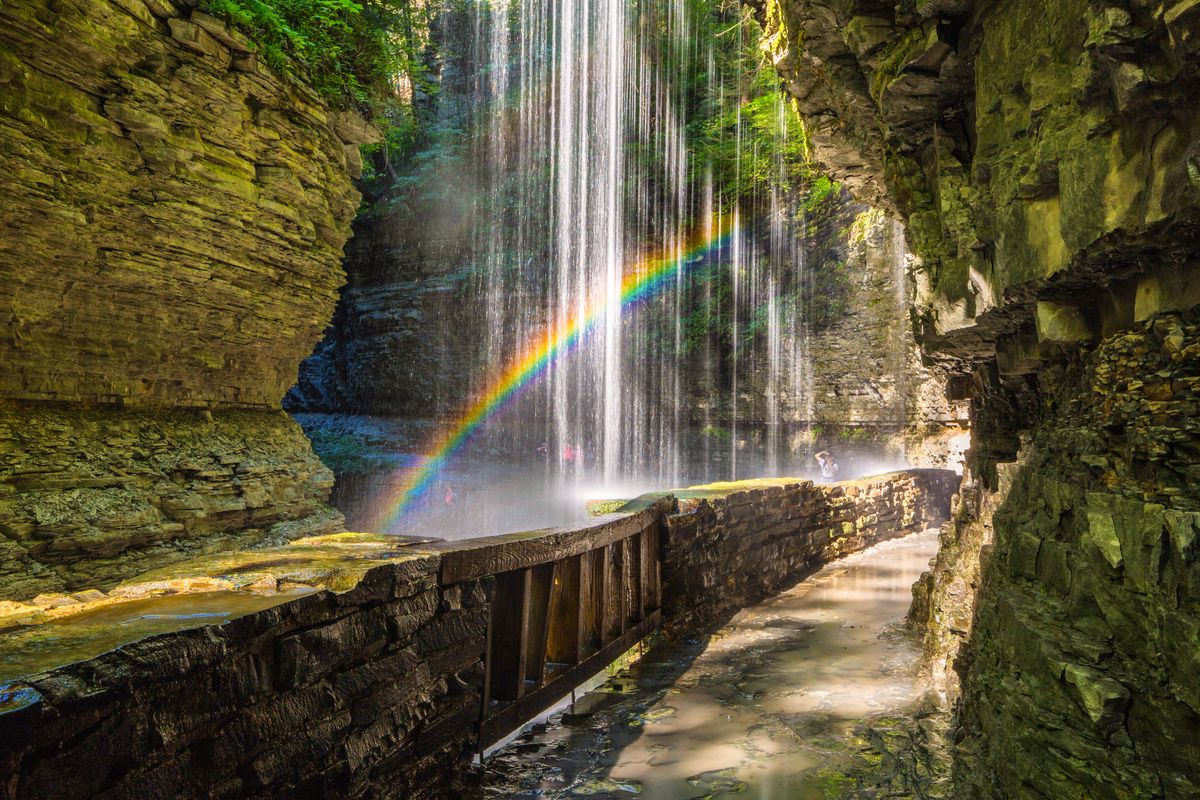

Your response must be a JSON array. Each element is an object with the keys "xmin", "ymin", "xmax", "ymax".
[
  {"xmin": 443, "ymin": 484, "xmax": 457, "ymax": 506},
  {"xmin": 815, "ymin": 450, "xmax": 839, "ymax": 481}
]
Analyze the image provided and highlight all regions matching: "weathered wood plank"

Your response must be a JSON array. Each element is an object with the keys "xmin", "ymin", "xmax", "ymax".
[
  {"xmin": 645, "ymin": 520, "xmax": 662, "ymax": 610},
  {"xmin": 584, "ymin": 548, "xmax": 603, "ymax": 656},
  {"xmin": 608, "ymin": 542, "xmax": 626, "ymax": 640},
  {"xmin": 435, "ymin": 499, "xmax": 673, "ymax": 585},
  {"xmin": 525, "ymin": 562, "xmax": 556, "ymax": 685},
  {"xmin": 600, "ymin": 545, "xmax": 614, "ymax": 647},
  {"xmin": 487, "ymin": 568, "xmax": 531, "ymax": 702},
  {"xmin": 631, "ymin": 530, "xmax": 645, "ymax": 623},
  {"xmin": 479, "ymin": 611, "xmax": 661, "ymax": 748},
  {"xmin": 547, "ymin": 554, "xmax": 583, "ymax": 665}
]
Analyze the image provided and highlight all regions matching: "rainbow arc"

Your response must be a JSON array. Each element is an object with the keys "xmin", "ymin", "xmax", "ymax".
[{"xmin": 369, "ymin": 217, "xmax": 737, "ymax": 532}]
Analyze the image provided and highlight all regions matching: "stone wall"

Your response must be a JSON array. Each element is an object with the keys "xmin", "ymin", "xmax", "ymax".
[
  {"xmin": 662, "ymin": 469, "xmax": 958, "ymax": 632},
  {"xmin": 0, "ymin": 469, "xmax": 955, "ymax": 799},
  {"xmin": 0, "ymin": 550, "xmax": 487, "ymax": 800},
  {"xmin": 0, "ymin": 0, "xmax": 372, "ymax": 598}
]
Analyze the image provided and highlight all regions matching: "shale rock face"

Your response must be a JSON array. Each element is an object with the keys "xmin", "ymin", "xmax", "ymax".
[
  {"xmin": 759, "ymin": 0, "xmax": 1200, "ymax": 352},
  {"xmin": 0, "ymin": 405, "xmax": 341, "ymax": 600},
  {"xmin": 0, "ymin": 0, "xmax": 369, "ymax": 598},
  {"xmin": 0, "ymin": 0, "xmax": 362, "ymax": 406},
  {"xmin": 760, "ymin": 0, "xmax": 1200, "ymax": 795},
  {"xmin": 954, "ymin": 314, "xmax": 1200, "ymax": 797}
]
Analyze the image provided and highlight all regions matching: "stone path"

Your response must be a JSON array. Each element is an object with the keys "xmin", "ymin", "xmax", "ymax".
[{"xmin": 479, "ymin": 530, "xmax": 953, "ymax": 799}]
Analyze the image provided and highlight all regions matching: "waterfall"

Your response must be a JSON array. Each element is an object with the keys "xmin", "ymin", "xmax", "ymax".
[{"xmin": 376, "ymin": 0, "xmax": 823, "ymax": 536}]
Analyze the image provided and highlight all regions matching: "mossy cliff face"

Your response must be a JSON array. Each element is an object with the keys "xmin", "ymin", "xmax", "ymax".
[
  {"xmin": 758, "ymin": 0, "xmax": 1200, "ymax": 349},
  {"xmin": 0, "ymin": 405, "xmax": 342, "ymax": 601},
  {"xmin": 955, "ymin": 315, "xmax": 1200, "ymax": 797},
  {"xmin": 759, "ymin": 0, "xmax": 1200, "ymax": 794},
  {"xmin": 0, "ymin": 0, "xmax": 370, "ymax": 599},
  {"xmin": 0, "ymin": 0, "xmax": 364, "ymax": 406}
]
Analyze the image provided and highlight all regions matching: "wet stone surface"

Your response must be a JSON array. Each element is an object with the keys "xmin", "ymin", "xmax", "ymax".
[{"xmin": 480, "ymin": 531, "xmax": 952, "ymax": 799}]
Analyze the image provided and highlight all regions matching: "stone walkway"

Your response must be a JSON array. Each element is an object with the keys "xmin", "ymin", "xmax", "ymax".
[{"xmin": 479, "ymin": 530, "xmax": 953, "ymax": 799}]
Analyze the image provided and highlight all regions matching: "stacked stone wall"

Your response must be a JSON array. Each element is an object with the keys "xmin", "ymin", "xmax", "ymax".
[
  {"xmin": 0, "ymin": 469, "xmax": 955, "ymax": 799},
  {"xmin": 0, "ymin": 554, "xmax": 486, "ymax": 800},
  {"xmin": 662, "ymin": 469, "xmax": 958, "ymax": 632}
]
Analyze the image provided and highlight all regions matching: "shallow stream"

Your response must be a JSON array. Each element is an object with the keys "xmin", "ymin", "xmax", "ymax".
[{"xmin": 481, "ymin": 530, "xmax": 949, "ymax": 798}]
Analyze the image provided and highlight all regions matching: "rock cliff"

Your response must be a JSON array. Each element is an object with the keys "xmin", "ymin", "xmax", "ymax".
[
  {"xmin": 757, "ymin": 0, "xmax": 1200, "ymax": 794},
  {"xmin": 0, "ymin": 0, "xmax": 368, "ymax": 599}
]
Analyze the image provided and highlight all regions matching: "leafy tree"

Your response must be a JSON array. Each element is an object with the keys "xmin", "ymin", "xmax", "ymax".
[{"xmin": 202, "ymin": 0, "xmax": 434, "ymax": 117}]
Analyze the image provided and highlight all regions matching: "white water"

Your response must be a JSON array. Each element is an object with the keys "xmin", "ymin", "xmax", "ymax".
[{"xmin": 356, "ymin": 0, "xmax": 893, "ymax": 537}]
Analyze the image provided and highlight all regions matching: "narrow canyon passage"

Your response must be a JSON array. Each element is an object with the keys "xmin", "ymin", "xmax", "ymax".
[
  {"xmin": 3, "ymin": 0, "xmax": 1198, "ymax": 795},
  {"xmin": 482, "ymin": 530, "xmax": 947, "ymax": 799}
]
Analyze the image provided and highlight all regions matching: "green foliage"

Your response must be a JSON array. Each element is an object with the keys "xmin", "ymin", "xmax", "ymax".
[
  {"xmin": 202, "ymin": 0, "xmax": 433, "ymax": 114},
  {"xmin": 701, "ymin": 424, "xmax": 732, "ymax": 442},
  {"xmin": 836, "ymin": 425, "xmax": 882, "ymax": 442},
  {"xmin": 307, "ymin": 429, "xmax": 390, "ymax": 474}
]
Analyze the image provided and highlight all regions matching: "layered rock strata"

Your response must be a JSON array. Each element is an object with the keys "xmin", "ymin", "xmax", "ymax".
[
  {"xmin": 759, "ymin": 0, "xmax": 1200, "ymax": 354},
  {"xmin": 0, "ymin": 0, "xmax": 371, "ymax": 597},
  {"xmin": 954, "ymin": 314, "xmax": 1200, "ymax": 797},
  {"xmin": 759, "ymin": 0, "xmax": 1200, "ymax": 795},
  {"xmin": 1, "ymin": 0, "xmax": 364, "ymax": 406},
  {"xmin": 0, "ymin": 405, "xmax": 341, "ymax": 600}
]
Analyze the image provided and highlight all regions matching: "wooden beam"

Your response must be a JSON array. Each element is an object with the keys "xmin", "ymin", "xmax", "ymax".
[
  {"xmin": 547, "ymin": 554, "xmax": 583, "ymax": 665},
  {"xmin": 631, "ymin": 531, "xmax": 645, "ymax": 623},
  {"xmin": 525, "ymin": 562, "xmax": 556, "ymax": 686},
  {"xmin": 436, "ymin": 507, "xmax": 664, "ymax": 585},
  {"xmin": 479, "ymin": 611, "xmax": 661, "ymax": 748},
  {"xmin": 599, "ymin": 545, "xmax": 614, "ymax": 647},
  {"xmin": 487, "ymin": 568, "xmax": 532, "ymax": 702},
  {"xmin": 584, "ymin": 548, "xmax": 603, "ymax": 656},
  {"xmin": 645, "ymin": 520, "xmax": 661, "ymax": 611},
  {"xmin": 609, "ymin": 542, "xmax": 626, "ymax": 640}
]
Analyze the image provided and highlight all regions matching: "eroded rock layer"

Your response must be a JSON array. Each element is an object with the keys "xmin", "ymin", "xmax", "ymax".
[
  {"xmin": 0, "ymin": 0, "xmax": 361, "ymax": 407},
  {"xmin": 955, "ymin": 314, "xmax": 1200, "ymax": 797},
  {"xmin": 758, "ymin": 0, "xmax": 1200, "ymax": 795},
  {"xmin": 0, "ymin": 405, "xmax": 341, "ymax": 601},
  {"xmin": 0, "ymin": 0, "xmax": 366, "ymax": 598},
  {"xmin": 759, "ymin": 0, "xmax": 1200, "ymax": 355}
]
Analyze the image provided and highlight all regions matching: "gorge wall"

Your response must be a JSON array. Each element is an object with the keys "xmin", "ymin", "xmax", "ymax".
[
  {"xmin": 758, "ymin": 0, "xmax": 1200, "ymax": 795},
  {"xmin": 0, "ymin": 0, "xmax": 368, "ymax": 599}
]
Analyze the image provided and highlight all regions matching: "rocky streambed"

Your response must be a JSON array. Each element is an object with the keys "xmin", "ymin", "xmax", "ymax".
[{"xmin": 480, "ymin": 529, "xmax": 952, "ymax": 798}]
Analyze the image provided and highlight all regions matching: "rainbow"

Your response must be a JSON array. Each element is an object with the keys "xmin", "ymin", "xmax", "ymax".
[{"xmin": 369, "ymin": 217, "xmax": 737, "ymax": 532}]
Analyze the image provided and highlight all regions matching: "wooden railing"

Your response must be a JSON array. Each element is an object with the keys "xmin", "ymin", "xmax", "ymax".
[{"xmin": 435, "ymin": 497, "xmax": 672, "ymax": 748}]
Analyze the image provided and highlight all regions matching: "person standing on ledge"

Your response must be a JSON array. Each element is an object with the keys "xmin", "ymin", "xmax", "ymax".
[{"xmin": 815, "ymin": 451, "xmax": 839, "ymax": 481}]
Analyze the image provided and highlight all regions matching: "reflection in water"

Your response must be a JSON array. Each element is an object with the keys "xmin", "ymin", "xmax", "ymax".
[
  {"xmin": 0, "ymin": 589, "xmax": 312, "ymax": 683},
  {"xmin": 482, "ymin": 530, "xmax": 944, "ymax": 798}
]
